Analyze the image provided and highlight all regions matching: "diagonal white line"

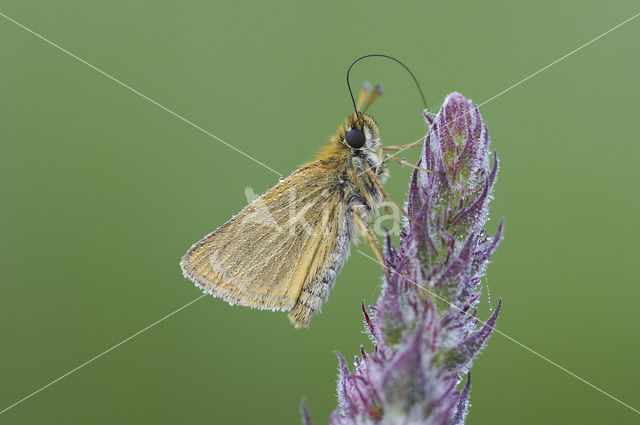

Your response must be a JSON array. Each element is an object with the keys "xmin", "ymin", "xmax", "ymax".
[
  {"xmin": 356, "ymin": 249, "xmax": 640, "ymax": 415},
  {"xmin": 0, "ymin": 295, "xmax": 205, "ymax": 415},
  {"xmin": 0, "ymin": 11, "xmax": 283, "ymax": 178},
  {"xmin": 388, "ymin": 11, "xmax": 640, "ymax": 160},
  {"xmin": 476, "ymin": 11, "xmax": 640, "ymax": 109}
]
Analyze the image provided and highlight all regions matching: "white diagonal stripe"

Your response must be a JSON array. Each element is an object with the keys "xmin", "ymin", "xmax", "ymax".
[
  {"xmin": 0, "ymin": 295, "xmax": 206, "ymax": 415},
  {"xmin": 356, "ymin": 249, "xmax": 639, "ymax": 415},
  {"xmin": 389, "ymin": 11, "xmax": 640, "ymax": 160},
  {"xmin": 0, "ymin": 12, "xmax": 283, "ymax": 178}
]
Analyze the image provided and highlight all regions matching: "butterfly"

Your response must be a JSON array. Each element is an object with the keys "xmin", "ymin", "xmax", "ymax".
[{"xmin": 180, "ymin": 55, "xmax": 427, "ymax": 327}]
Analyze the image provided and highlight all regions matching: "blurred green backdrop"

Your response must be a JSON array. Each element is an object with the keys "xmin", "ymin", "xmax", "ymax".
[{"xmin": 2, "ymin": 1, "xmax": 639, "ymax": 424}]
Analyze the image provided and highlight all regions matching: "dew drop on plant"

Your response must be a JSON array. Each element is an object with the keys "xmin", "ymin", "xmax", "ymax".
[{"xmin": 484, "ymin": 273, "xmax": 493, "ymax": 311}]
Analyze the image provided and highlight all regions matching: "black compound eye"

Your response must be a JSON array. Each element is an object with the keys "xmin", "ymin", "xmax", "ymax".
[{"xmin": 345, "ymin": 128, "xmax": 366, "ymax": 149}]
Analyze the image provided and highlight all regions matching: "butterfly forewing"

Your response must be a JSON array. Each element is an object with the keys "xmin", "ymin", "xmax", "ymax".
[{"xmin": 180, "ymin": 163, "xmax": 348, "ymax": 323}]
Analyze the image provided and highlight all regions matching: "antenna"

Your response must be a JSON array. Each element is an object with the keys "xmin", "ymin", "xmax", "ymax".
[{"xmin": 346, "ymin": 54, "xmax": 427, "ymax": 115}]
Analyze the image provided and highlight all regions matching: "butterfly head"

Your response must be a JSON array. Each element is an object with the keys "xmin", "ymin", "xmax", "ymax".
[
  {"xmin": 340, "ymin": 112, "xmax": 381, "ymax": 153},
  {"xmin": 317, "ymin": 82, "xmax": 383, "ymax": 163}
]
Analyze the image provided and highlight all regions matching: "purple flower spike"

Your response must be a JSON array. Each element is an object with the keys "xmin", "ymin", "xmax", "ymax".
[{"xmin": 304, "ymin": 93, "xmax": 503, "ymax": 425}]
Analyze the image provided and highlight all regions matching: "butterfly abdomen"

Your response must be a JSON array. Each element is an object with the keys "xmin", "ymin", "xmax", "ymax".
[{"xmin": 288, "ymin": 208, "xmax": 352, "ymax": 327}]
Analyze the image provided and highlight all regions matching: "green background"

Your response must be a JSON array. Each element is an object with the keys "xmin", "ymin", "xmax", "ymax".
[{"xmin": 2, "ymin": 1, "xmax": 639, "ymax": 424}]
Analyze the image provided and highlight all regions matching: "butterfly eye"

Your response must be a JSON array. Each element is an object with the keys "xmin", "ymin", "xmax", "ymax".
[{"xmin": 345, "ymin": 128, "xmax": 366, "ymax": 149}]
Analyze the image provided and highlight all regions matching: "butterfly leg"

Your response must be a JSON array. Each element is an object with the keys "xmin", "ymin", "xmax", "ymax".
[
  {"xmin": 384, "ymin": 153, "xmax": 439, "ymax": 174},
  {"xmin": 381, "ymin": 140, "xmax": 422, "ymax": 151},
  {"xmin": 351, "ymin": 205, "xmax": 385, "ymax": 268}
]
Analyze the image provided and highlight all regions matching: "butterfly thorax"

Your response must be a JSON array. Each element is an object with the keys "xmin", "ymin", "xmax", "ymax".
[{"xmin": 313, "ymin": 113, "xmax": 388, "ymax": 213}]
